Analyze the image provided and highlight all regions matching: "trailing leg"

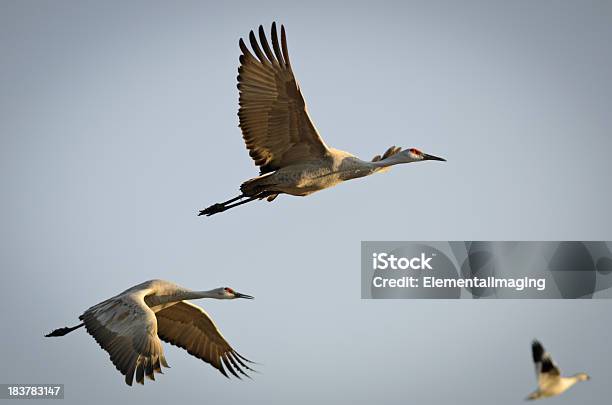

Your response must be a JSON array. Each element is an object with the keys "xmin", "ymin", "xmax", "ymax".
[
  {"xmin": 198, "ymin": 192, "xmax": 275, "ymax": 217},
  {"xmin": 45, "ymin": 323, "xmax": 84, "ymax": 337},
  {"xmin": 198, "ymin": 195, "xmax": 244, "ymax": 216}
]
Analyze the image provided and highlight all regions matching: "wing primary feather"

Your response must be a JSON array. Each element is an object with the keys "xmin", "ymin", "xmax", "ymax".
[
  {"xmin": 153, "ymin": 356, "xmax": 162, "ymax": 374},
  {"xmin": 228, "ymin": 353, "xmax": 252, "ymax": 379},
  {"xmin": 249, "ymin": 30, "xmax": 269, "ymax": 65},
  {"xmin": 222, "ymin": 354, "xmax": 241, "ymax": 379},
  {"xmin": 280, "ymin": 25, "xmax": 291, "ymax": 69},
  {"xmin": 270, "ymin": 22, "xmax": 285, "ymax": 66},
  {"xmin": 218, "ymin": 359, "xmax": 230, "ymax": 378},
  {"xmin": 235, "ymin": 351, "xmax": 258, "ymax": 365},
  {"xmin": 239, "ymin": 38, "xmax": 257, "ymax": 62},
  {"xmin": 231, "ymin": 352, "xmax": 257, "ymax": 373},
  {"xmin": 145, "ymin": 357, "xmax": 155, "ymax": 380},
  {"xmin": 532, "ymin": 340, "xmax": 545, "ymax": 363},
  {"xmin": 258, "ymin": 25, "xmax": 277, "ymax": 65},
  {"xmin": 135, "ymin": 358, "xmax": 145, "ymax": 385},
  {"xmin": 125, "ymin": 365, "xmax": 135, "ymax": 386}
]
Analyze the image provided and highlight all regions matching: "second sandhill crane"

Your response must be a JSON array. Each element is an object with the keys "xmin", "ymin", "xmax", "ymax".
[
  {"xmin": 526, "ymin": 340, "xmax": 590, "ymax": 400},
  {"xmin": 199, "ymin": 22, "xmax": 446, "ymax": 217},
  {"xmin": 45, "ymin": 279, "xmax": 255, "ymax": 385}
]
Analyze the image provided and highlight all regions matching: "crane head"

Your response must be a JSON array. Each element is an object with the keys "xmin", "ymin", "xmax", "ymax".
[
  {"xmin": 216, "ymin": 287, "xmax": 255, "ymax": 300},
  {"xmin": 406, "ymin": 147, "xmax": 446, "ymax": 162}
]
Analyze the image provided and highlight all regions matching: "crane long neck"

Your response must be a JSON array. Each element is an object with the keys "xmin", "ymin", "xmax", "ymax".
[
  {"xmin": 369, "ymin": 153, "xmax": 411, "ymax": 169},
  {"xmin": 149, "ymin": 289, "xmax": 220, "ymax": 308},
  {"xmin": 173, "ymin": 289, "xmax": 220, "ymax": 301}
]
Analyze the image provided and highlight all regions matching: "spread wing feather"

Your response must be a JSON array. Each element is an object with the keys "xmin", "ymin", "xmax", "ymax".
[
  {"xmin": 155, "ymin": 301, "xmax": 254, "ymax": 379},
  {"xmin": 532, "ymin": 340, "xmax": 561, "ymax": 387},
  {"xmin": 238, "ymin": 22, "xmax": 329, "ymax": 174},
  {"xmin": 80, "ymin": 291, "xmax": 168, "ymax": 386}
]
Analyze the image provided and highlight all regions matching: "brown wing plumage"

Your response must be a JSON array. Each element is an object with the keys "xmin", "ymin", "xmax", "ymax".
[
  {"xmin": 238, "ymin": 22, "xmax": 329, "ymax": 175},
  {"xmin": 155, "ymin": 301, "xmax": 254, "ymax": 379},
  {"xmin": 80, "ymin": 293, "xmax": 168, "ymax": 386}
]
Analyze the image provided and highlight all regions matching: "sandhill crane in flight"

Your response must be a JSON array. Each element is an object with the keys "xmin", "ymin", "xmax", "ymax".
[
  {"xmin": 45, "ymin": 279, "xmax": 255, "ymax": 385},
  {"xmin": 526, "ymin": 340, "xmax": 590, "ymax": 400},
  {"xmin": 199, "ymin": 22, "xmax": 446, "ymax": 217}
]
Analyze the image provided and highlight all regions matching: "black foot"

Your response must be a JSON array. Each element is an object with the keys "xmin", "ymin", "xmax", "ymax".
[{"xmin": 198, "ymin": 203, "xmax": 227, "ymax": 217}]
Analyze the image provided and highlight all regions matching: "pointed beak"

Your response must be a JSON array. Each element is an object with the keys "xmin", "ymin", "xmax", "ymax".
[
  {"xmin": 423, "ymin": 153, "xmax": 446, "ymax": 162},
  {"xmin": 234, "ymin": 292, "xmax": 254, "ymax": 299}
]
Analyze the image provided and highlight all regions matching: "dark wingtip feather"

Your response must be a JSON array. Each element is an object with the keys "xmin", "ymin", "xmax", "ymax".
[
  {"xmin": 218, "ymin": 361, "xmax": 230, "ymax": 378},
  {"xmin": 222, "ymin": 355, "xmax": 241, "ymax": 379},
  {"xmin": 532, "ymin": 340, "xmax": 545, "ymax": 363},
  {"xmin": 125, "ymin": 367, "xmax": 135, "ymax": 386},
  {"xmin": 235, "ymin": 351, "xmax": 250, "ymax": 361},
  {"xmin": 135, "ymin": 361, "xmax": 145, "ymax": 385},
  {"xmin": 280, "ymin": 24, "xmax": 291, "ymax": 68},
  {"xmin": 145, "ymin": 358, "xmax": 155, "ymax": 381},
  {"xmin": 270, "ymin": 21, "xmax": 285, "ymax": 66},
  {"xmin": 239, "ymin": 38, "xmax": 248, "ymax": 53},
  {"xmin": 235, "ymin": 351, "xmax": 259, "ymax": 365},
  {"xmin": 258, "ymin": 24, "xmax": 276, "ymax": 64},
  {"xmin": 227, "ymin": 353, "xmax": 252, "ymax": 379},
  {"xmin": 229, "ymin": 352, "xmax": 251, "ymax": 370},
  {"xmin": 248, "ymin": 30, "xmax": 266, "ymax": 63}
]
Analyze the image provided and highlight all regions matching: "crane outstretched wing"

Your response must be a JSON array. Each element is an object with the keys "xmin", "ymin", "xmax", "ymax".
[
  {"xmin": 80, "ymin": 292, "xmax": 168, "ymax": 386},
  {"xmin": 532, "ymin": 340, "xmax": 561, "ymax": 386},
  {"xmin": 155, "ymin": 301, "xmax": 254, "ymax": 379},
  {"xmin": 237, "ymin": 22, "xmax": 329, "ymax": 174}
]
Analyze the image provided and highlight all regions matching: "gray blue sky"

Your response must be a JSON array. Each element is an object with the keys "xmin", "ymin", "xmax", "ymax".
[{"xmin": 1, "ymin": 1, "xmax": 611, "ymax": 403}]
